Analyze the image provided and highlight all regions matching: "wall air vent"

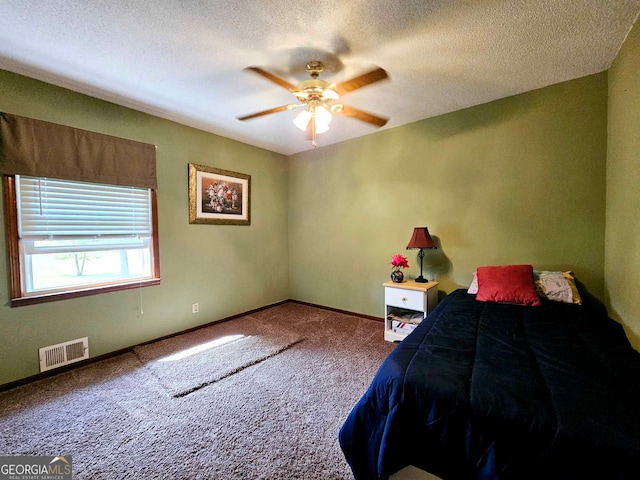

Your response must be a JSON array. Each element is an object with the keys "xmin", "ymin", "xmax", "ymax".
[{"xmin": 39, "ymin": 337, "xmax": 89, "ymax": 372}]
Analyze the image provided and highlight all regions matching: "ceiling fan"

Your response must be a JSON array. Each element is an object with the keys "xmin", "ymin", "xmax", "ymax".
[{"xmin": 237, "ymin": 61, "xmax": 389, "ymax": 148}]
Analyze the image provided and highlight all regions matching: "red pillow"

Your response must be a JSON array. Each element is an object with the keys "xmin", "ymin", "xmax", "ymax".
[{"xmin": 475, "ymin": 265, "xmax": 541, "ymax": 306}]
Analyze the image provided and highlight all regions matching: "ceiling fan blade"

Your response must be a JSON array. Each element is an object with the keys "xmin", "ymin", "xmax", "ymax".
[
  {"xmin": 237, "ymin": 104, "xmax": 299, "ymax": 121},
  {"xmin": 245, "ymin": 67, "xmax": 299, "ymax": 92},
  {"xmin": 335, "ymin": 67, "xmax": 388, "ymax": 96},
  {"xmin": 338, "ymin": 105, "xmax": 388, "ymax": 127}
]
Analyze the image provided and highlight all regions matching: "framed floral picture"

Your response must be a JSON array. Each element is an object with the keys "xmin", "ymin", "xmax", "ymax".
[{"xmin": 188, "ymin": 163, "xmax": 251, "ymax": 225}]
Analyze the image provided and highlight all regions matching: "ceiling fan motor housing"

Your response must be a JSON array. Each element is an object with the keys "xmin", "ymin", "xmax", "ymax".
[
  {"xmin": 306, "ymin": 61, "xmax": 324, "ymax": 78},
  {"xmin": 295, "ymin": 79, "xmax": 339, "ymax": 103}
]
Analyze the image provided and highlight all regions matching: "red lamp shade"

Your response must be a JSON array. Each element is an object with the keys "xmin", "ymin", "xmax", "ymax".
[
  {"xmin": 406, "ymin": 227, "xmax": 437, "ymax": 283},
  {"xmin": 406, "ymin": 227, "xmax": 437, "ymax": 250}
]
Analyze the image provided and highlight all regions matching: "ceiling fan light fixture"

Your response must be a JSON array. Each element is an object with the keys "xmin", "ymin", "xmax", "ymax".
[
  {"xmin": 314, "ymin": 105, "xmax": 332, "ymax": 132},
  {"xmin": 314, "ymin": 119, "xmax": 330, "ymax": 134},
  {"xmin": 293, "ymin": 109, "xmax": 312, "ymax": 131},
  {"xmin": 294, "ymin": 105, "xmax": 332, "ymax": 134}
]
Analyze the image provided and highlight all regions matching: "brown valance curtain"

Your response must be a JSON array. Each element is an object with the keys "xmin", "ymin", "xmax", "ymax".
[{"xmin": 0, "ymin": 112, "xmax": 157, "ymax": 189}]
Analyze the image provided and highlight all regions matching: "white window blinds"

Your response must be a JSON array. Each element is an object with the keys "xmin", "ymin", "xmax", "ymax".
[{"xmin": 16, "ymin": 175, "xmax": 152, "ymax": 239}]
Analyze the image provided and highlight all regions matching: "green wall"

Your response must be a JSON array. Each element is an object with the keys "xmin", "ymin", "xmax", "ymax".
[
  {"xmin": 0, "ymin": 57, "xmax": 622, "ymax": 385},
  {"xmin": 288, "ymin": 73, "xmax": 608, "ymax": 317},
  {"xmin": 606, "ymin": 20, "xmax": 640, "ymax": 350},
  {"xmin": 0, "ymin": 70, "xmax": 290, "ymax": 385}
]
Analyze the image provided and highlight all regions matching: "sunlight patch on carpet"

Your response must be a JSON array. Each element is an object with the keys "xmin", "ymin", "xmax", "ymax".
[
  {"xmin": 133, "ymin": 319, "xmax": 304, "ymax": 397},
  {"xmin": 157, "ymin": 334, "xmax": 246, "ymax": 362}
]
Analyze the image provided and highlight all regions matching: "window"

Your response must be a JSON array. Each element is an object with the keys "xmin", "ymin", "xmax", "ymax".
[
  {"xmin": 4, "ymin": 175, "xmax": 160, "ymax": 306},
  {"xmin": 1, "ymin": 113, "xmax": 160, "ymax": 306}
]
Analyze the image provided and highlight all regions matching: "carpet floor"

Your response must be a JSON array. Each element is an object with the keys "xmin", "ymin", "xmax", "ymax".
[
  {"xmin": 133, "ymin": 314, "xmax": 305, "ymax": 398},
  {"xmin": 0, "ymin": 302, "xmax": 395, "ymax": 479}
]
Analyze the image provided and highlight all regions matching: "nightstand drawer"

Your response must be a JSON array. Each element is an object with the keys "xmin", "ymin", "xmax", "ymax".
[{"xmin": 385, "ymin": 287, "xmax": 424, "ymax": 311}]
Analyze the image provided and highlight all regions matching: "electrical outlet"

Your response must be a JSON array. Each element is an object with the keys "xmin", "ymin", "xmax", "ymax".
[{"xmin": 192, "ymin": 303, "xmax": 199, "ymax": 314}]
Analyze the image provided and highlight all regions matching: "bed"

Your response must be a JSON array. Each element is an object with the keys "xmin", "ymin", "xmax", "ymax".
[{"xmin": 339, "ymin": 266, "xmax": 640, "ymax": 480}]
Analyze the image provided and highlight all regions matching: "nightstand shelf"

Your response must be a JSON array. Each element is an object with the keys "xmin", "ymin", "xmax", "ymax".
[{"xmin": 383, "ymin": 280, "xmax": 438, "ymax": 342}]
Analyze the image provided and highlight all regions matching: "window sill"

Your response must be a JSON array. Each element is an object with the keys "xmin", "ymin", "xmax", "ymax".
[{"xmin": 10, "ymin": 278, "xmax": 161, "ymax": 307}]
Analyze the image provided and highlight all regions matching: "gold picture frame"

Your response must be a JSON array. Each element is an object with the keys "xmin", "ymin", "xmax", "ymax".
[{"xmin": 188, "ymin": 163, "xmax": 251, "ymax": 225}]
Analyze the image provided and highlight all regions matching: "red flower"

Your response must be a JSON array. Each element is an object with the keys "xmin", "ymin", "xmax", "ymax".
[{"xmin": 390, "ymin": 254, "xmax": 410, "ymax": 269}]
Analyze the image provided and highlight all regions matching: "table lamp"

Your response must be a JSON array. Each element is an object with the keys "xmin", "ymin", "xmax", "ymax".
[{"xmin": 406, "ymin": 227, "xmax": 438, "ymax": 283}]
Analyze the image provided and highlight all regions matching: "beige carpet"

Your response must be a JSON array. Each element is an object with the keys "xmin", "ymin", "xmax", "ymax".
[{"xmin": 0, "ymin": 303, "xmax": 395, "ymax": 480}]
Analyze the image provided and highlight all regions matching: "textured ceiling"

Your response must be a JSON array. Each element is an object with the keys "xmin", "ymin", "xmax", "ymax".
[{"xmin": 1, "ymin": 1, "xmax": 639, "ymax": 156}]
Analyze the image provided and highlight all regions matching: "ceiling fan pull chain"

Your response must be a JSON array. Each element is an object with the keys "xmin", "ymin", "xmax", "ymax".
[{"xmin": 312, "ymin": 115, "xmax": 317, "ymax": 148}]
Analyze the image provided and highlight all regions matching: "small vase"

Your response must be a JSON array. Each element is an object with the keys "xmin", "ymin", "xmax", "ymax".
[{"xmin": 390, "ymin": 270, "xmax": 404, "ymax": 283}]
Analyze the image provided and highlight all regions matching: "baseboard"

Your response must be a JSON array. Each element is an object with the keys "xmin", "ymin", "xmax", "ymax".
[
  {"xmin": 0, "ymin": 299, "xmax": 382, "ymax": 392},
  {"xmin": 0, "ymin": 300, "xmax": 289, "ymax": 392},
  {"xmin": 134, "ymin": 300, "xmax": 290, "ymax": 347},
  {"xmin": 289, "ymin": 299, "xmax": 384, "ymax": 323}
]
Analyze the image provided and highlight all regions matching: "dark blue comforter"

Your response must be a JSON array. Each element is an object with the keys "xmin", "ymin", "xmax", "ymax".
[{"xmin": 339, "ymin": 289, "xmax": 640, "ymax": 479}]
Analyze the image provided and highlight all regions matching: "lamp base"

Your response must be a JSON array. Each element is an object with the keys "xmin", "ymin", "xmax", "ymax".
[{"xmin": 414, "ymin": 276, "xmax": 429, "ymax": 283}]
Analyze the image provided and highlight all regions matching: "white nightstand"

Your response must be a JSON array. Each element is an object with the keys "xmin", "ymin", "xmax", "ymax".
[{"xmin": 383, "ymin": 280, "xmax": 439, "ymax": 342}]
